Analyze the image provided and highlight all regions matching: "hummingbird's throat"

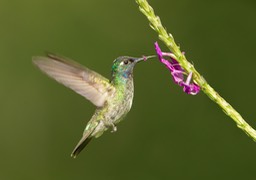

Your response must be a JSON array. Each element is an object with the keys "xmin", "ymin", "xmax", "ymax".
[{"xmin": 111, "ymin": 72, "xmax": 131, "ymax": 85}]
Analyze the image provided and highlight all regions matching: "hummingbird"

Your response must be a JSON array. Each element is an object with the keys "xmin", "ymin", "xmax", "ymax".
[{"xmin": 33, "ymin": 53, "xmax": 155, "ymax": 158}]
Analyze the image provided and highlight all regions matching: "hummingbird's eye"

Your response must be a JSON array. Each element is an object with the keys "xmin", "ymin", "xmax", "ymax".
[{"xmin": 123, "ymin": 59, "xmax": 129, "ymax": 65}]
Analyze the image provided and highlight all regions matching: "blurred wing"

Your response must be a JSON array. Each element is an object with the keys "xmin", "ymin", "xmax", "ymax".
[{"xmin": 32, "ymin": 53, "xmax": 115, "ymax": 107}]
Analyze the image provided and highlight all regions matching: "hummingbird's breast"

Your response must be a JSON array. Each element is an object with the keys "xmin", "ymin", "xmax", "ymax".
[
  {"xmin": 106, "ymin": 78, "xmax": 134, "ymax": 124},
  {"xmin": 90, "ymin": 77, "xmax": 134, "ymax": 138}
]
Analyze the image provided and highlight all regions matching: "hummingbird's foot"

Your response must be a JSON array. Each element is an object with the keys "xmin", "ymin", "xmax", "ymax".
[
  {"xmin": 110, "ymin": 123, "xmax": 117, "ymax": 133},
  {"xmin": 103, "ymin": 121, "xmax": 117, "ymax": 132}
]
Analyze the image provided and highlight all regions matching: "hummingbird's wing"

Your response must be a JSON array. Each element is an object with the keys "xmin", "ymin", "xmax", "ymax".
[{"xmin": 33, "ymin": 53, "xmax": 115, "ymax": 107}]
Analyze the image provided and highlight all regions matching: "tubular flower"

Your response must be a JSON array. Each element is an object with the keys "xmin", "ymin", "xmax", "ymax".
[{"xmin": 154, "ymin": 42, "xmax": 200, "ymax": 95}]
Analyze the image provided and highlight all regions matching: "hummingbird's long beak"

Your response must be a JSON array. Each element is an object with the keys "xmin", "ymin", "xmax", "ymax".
[{"xmin": 135, "ymin": 55, "xmax": 156, "ymax": 63}]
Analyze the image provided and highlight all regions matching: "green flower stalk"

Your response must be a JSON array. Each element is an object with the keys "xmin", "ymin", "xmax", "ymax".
[{"xmin": 136, "ymin": 0, "xmax": 256, "ymax": 141}]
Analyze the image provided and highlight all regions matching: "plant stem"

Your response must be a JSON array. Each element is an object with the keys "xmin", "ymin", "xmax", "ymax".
[{"xmin": 136, "ymin": 0, "xmax": 256, "ymax": 141}]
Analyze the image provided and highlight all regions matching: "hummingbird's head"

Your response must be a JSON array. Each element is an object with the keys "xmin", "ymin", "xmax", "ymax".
[{"xmin": 111, "ymin": 56, "xmax": 154, "ymax": 78}]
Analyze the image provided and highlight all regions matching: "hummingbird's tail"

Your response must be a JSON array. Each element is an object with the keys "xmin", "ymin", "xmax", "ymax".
[
  {"xmin": 71, "ymin": 123, "xmax": 97, "ymax": 158},
  {"xmin": 71, "ymin": 136, "xmax": 92, "ymax": 158},
  {"xmin": 71, "ymin": 116, "xmax": 101, "ymax": 158}
]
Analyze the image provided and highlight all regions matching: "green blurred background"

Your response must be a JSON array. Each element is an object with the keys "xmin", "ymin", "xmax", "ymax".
[{"xmin": 1, "ymin": 0, "xmax": 256, "ymax": 179}]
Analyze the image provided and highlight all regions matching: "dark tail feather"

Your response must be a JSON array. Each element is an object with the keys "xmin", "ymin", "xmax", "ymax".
[{"xmin": 71, "ymin": 136, "xmax": 92, "ymax": 158}]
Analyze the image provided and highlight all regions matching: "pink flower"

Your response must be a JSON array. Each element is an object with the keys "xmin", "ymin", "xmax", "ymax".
[{"xmin": 154, "ymin": 42, "xmax": 200, "ymax": 95}]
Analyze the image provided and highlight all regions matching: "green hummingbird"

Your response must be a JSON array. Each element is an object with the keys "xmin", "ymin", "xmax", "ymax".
[{"xmin": 33, "ymin": 53, "xmax": 154, "ymax": 158}]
